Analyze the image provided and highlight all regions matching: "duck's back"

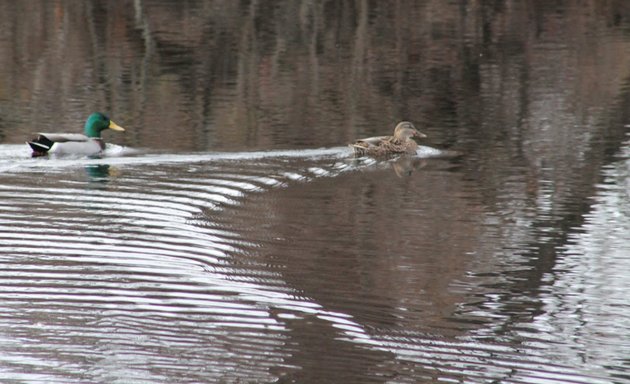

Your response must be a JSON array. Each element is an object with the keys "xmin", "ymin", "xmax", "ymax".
[
  {"xmin": 351, "ymin": 135, "xmax": 416, "ymax": 156},
  {"xmin": 28, "ymin": 133, "xmax": 103, "ymax": 156},
  {"xmin": 37, "ymin": 133, "xmax": 90, "ymax": 142}
]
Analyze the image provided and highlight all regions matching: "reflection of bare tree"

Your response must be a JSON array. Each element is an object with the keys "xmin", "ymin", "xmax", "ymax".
[
  {"xmin": 2, "ymin": 1, "xmax": 629, "ymax": 152},
  {"xmin": 1, "ymin": 2, "xmax": 629, "ymax": 381}
]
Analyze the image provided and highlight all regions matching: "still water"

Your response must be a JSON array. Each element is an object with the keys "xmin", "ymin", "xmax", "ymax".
[{"xmin": 1, "ymin": 1, "xmax": 629, "ymax": 383}]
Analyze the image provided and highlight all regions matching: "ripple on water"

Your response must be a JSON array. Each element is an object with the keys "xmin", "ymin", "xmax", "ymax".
[
  {"xmin": 0, "ymin": 155, "xmax": 305, "ymax": 382},
  {"xmin": 0, "ymin": 147, "xmax": 624, "ymax": 383}
]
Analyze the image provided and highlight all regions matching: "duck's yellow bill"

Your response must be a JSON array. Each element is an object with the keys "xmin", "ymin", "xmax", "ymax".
[{"xmin": 108, "ymin": 121, "xmax": 125, "ymax": 131}]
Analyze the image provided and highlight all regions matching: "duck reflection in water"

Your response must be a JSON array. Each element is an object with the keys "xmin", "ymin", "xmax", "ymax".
[
  {"xmin": 390, "ymin": 156, "xmax": 427, "ymax": 177},
  {"xmin": 84, "ymin": 164, "xmax": 121, "ymax": 182},
  {"xmin": 345, "ymin": 152, "xmax": 428, "ymax": 177}
]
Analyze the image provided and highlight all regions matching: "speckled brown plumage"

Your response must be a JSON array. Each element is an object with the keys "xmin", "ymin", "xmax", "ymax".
[{"xmin": 350, "ymin": 121, "xmax": 427, "ymax": 157}]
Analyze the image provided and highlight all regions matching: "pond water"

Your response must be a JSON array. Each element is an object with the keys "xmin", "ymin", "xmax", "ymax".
[{"xmin": 0, "ymin": 1, "xmax": 629, "ymax": 383}]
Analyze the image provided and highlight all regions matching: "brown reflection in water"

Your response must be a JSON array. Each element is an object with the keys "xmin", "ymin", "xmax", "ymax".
[
  {"xmin": 1, "ymin": 1, "xmax": 630, "ymax": 380},
  {"xmin": 211, "ymin": 159, "xmax": 486, "ymax": 338},
  {"xmin": 1, "ymin": 1, "xmax": 630, "ymax": 154}
]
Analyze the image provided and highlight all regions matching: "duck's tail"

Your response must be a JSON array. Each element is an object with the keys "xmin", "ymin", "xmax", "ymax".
[
  {"xmin": 27, "ymin": 135, "xmax": 54, "ymax": 157},
  {"xmin": 349, "ymin": 144, "xmax": 368, "ymax": 157}
]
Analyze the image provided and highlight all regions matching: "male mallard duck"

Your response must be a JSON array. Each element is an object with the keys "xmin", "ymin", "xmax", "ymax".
[
  {"xmin": 350, "ymin": 121, "xmax": 427, "ymax": 157},
  {"xmin": 27, "ymin": 112, "xmax": 125, "ymax": 157}
]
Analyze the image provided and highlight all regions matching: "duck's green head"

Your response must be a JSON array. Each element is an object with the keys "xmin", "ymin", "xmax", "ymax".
[{"xmin": 84, "ymin": 112, "xmax": 125, "ymax": 138}]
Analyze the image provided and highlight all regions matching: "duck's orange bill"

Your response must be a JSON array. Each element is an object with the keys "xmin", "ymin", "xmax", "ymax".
[{"xmin": 108, "ymin": 121, "xmax": 125, "ymax": 131}]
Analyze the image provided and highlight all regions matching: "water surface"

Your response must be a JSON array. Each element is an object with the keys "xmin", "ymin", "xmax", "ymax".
[{"xmin": 0, "ymin": 1, "xmax": 629, "ymax": 383}]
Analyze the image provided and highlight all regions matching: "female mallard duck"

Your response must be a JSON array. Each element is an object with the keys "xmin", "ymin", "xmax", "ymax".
[
  {"xmin": 27, "ymin": 112, "xmax": 125, "ymax": 157},
  {"xmin": 350, "ymin": 121, "xmax": 427, "ymax": 157}
]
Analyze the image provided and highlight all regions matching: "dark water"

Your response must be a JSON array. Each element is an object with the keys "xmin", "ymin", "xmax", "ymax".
[{"xmin": 1, "ymin": 1, "xmax": 629, "ymax": 383}]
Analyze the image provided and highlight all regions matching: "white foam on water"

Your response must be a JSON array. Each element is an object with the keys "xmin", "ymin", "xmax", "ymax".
[{"xmin": 0, "ymin": 144, "xmax": 452, "ymax": 174}]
